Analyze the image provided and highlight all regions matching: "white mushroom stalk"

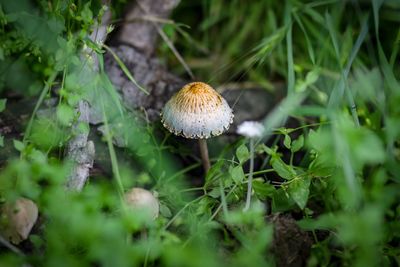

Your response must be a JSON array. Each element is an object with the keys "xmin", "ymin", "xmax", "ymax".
[
  {"xmin": 161, "ymin": 82, "xmax": 234, "ymax": 172},
  {"xmin": 237, "ymin": 121, "xmax": 264, "ymax": 211}
]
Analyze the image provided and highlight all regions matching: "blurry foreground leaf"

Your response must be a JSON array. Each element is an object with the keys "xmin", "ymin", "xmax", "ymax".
[
  {"xmin": 13, "ymin": 140, "xmax": 25, "ymax": 152},
  {"xmin": 0, "ymin": 99, "xmax": 6, "ymax": 112}
]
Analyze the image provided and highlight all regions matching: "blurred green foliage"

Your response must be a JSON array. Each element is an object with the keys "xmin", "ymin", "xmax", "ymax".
[{"xmin": 0, "ymin": 0, "xmax": 399, "ymax": 266}]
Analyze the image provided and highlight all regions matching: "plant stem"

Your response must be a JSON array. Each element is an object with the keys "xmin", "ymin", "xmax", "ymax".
[
  {"xmin": 244, "ymin": 138, "xmax": 255, "ymax": 211},
  {"xmin": 198, "ymin": 139, "xmax": 210, "ymax": 173},
  {"xmin": 23, "ymin": 71, "xmax": 58, "ymax": 144},
  {"xmin": 219, "ymin": 177, "xmax": 228, "ymax": 216}
]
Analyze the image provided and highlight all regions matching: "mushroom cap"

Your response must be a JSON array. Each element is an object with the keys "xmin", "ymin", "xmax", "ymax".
[
  {"xmin": 1, "ymin": 197, "xmax": 38, "ymax": 244},
  {"xmin": 161, "ymin": 82, "xmax": 233, "ymax": 139},
  {"xmin": 124, "ymin": 188, "xmax": 159, "ymax": 220}
]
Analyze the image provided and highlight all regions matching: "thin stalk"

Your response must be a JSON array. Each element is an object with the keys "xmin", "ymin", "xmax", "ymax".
[
  {"xmin": 198, "ymin": 139, "xmax": 210, "ymax": 173},
  {"xmin": 166, "ymin": 162, "xmax": 201, "ymax": 182},
  {"xmin": 209, "ymin": 185, "xmax": 238, "ymax": 222},
  {"xmin": 23, "ymin": 71, "xmax": 58, "ymax": 144},
  {"xmin": 164, "ymin": 195, "xmax": 204, "ymax": 230},
  {"xmin": 219, "ymin": 178, "xmax": 228, "ymax": 216},
  {"xmin": 0, "ymin": 235, "xmax": 24, "ymax": 256},
  {"xmin": 243, "ymin": 138, "xmax": 255, "ymax": 211},
  {"xmin": 100, "ymin": 93, "xmax": 125, "ymax": 201}
]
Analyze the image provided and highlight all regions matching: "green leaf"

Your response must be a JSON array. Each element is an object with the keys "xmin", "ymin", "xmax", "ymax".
[
  {"xmin": 283, "ymin": 134, "xmax": 291, "ymax": 149},
  {"xmin": 57, "ymin": 104, "xmax": 75, "ymax": 126},
  {"xmin": 31, "ymin": 118, "xmax": 67, "ymax": 150},
  {"xmin": 309, "ymin": 160, "xmax": 335, "ymax": 177},
  {"xmin": 291, "ymin": 135, "xmax": 304, "ymax": 152},
  {"xmin": 236, "ymin": 144, "xmax": 249, "ymax": 164},
  {"xmin": 305, "ymin": 69, "xmax": 319, "ymax": 84},
  {"xmin": 257, "ymin": 144, "xmax": 276, "ymax": 155},
  {"xmin": 205, "ymin": 160, "xmax": 224, "ymax": 183},
  {"xmin": 252, "ymin": 180, "xmax": 275, "ymax": 200},
  {"xmin": 0, "ymin": 99, "xmax": 6, "ymax": 112},
  {"xmin": 13, "ymin": 139, "xmax": 25, "ymax": 151},
  {"xmin": 80, "ymin": 2, "xmax": 93, "ymax": 23},
  {"xmin": 0, "ymin": 135, "xmax": 3, "ymax": 147},
  {"xmin": 287, "ymin": 176, "xmax": 311, "ymax": 209},
  {"xmin": 77, "ymin": 122, "xmax": 90, "ymax": 135},
  {"xmin": 272, "ymin": 188, "xmax": 295, "ymax": 212},
  {"xmin": 270, "ymin": 156, "xmax": 296, "ymax": 180},
  {"xmin": 159, "ymin": 203, "xmax": 172, "ymax": 218},
  {"xmin": 208, "ymin": 187, "xmax": 220, "ymax": 198},
  {"xmin": 230, "ymin": 165, "xmax": 245, "ymax": 185},
  {"xmin": 85, "ymin": 38, "xmax": 105, "ymax": 54}
]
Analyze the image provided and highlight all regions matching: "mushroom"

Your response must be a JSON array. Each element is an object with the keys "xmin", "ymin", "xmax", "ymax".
[
  {"xmin": 161, "ymin": 82, "xmax": 234, "ymax": 172},
  {"xmin": 0, "ymin": 197, "xmax": 38, "ymax": 244},
  {"xmin": 124, "ymin": 187, "xmax": 159, "ymax": 220}
]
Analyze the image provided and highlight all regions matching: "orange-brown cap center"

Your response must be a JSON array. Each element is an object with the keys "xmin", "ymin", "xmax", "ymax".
[{"xmin": 173, "ymin": 82, "xmax": 223, "ymax": 113}]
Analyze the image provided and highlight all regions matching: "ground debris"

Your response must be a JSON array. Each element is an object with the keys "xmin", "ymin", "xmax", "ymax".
[{"xmin": 267, "ymin": 213, "xmax": 312, "ymax": 267}]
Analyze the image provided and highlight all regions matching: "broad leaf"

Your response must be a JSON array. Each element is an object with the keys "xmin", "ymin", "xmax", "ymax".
[
  {"xmin": 270, "ymin": 156, "xmax": 296, "ymax": 180},
  {"xmin": 283, "ymin": 134, "xmax": 291, "ymax": 149},
  {"xmin": 291, "ymin": 135, "xmax": 304, "ymax": 153},
  {"xmin": 230, "ymin": 165, "xmax": 245, "ymax": 185},
  {"xmin": 253, "ymin": 180, "xmax": 275, "ymax": 200},
  {"xmin": 236, "ymin": 144, "xmax": 250, "ymax": 164},
  {"xmin": 287, "ymin": 176, "xmax": 311, "ymax": 209}
]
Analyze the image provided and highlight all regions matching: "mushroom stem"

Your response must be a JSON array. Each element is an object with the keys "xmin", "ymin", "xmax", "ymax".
[
  {"xmin": 198, "ymin": 139, "xmax": 211, "ymax": 173},
  {"xmin": 244, "ymin": 138, "xmax": 255, "ymax": 211}
]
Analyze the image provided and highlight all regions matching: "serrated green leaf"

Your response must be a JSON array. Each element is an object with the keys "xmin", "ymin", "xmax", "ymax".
[
  {"xmin": 236, "ymin": 144, "xmax": 249, "ymax": 164},
  {"xmin": 287, "ymin": 176, "xmax": 311, "ymax": 209},
  {"xmin": 0, "ymin": 135, "xmax": 3, "ymax": 147}
]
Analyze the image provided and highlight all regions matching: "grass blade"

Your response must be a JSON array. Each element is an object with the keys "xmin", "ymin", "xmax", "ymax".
[
  {"xmin": 103, "ymin": 44, "xmax": 150, "ymax": 95},
  {"xmin": 328, "ymin": 15, "xmax": 369, "ymax": 109},
  {"xmin": 285, "ymin": 2, "xmax": 295, "ymax": 95}
]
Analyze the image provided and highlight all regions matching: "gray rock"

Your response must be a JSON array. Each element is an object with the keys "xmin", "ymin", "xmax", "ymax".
[
  {"xmin": 117, "ymin": 0, "xmax": 181, "ymax": 56},
  {"xmin": 104, "ymin": 44, "xmax": 184, "ymax": 121},
  {"xmin": 222, "ymin": 88, "xmax": 280, "ymax": 133}
]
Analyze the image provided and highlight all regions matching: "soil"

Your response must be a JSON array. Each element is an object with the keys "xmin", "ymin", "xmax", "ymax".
[{"xmin": 268, "ymin": 214, "xmax": 313, "ymax": 267}]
